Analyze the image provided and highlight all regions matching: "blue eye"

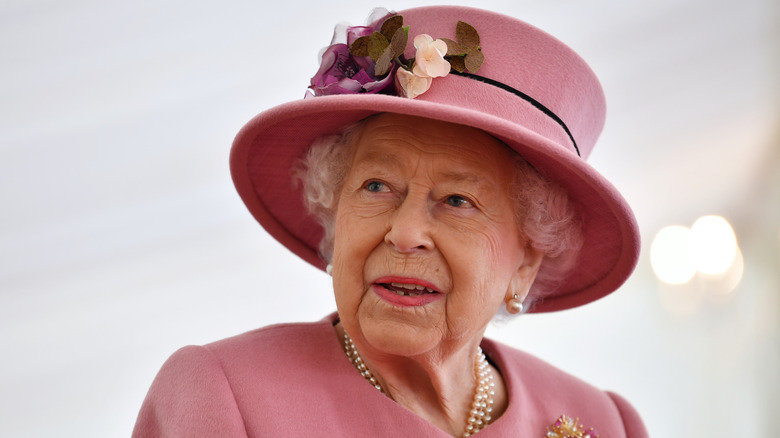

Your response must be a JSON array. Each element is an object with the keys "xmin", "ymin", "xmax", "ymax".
[
  {"xmin": 446, "ymin": 195, "xmax": 470, "ymax": 208},
  {"xmin": 365, "ymin": 181, "xmax": 386, "ymax": 192}
]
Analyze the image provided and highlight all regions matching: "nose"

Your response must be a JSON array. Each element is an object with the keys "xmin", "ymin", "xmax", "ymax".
[{"xmin": 384, "ymin": 194, "xmax": 434, "ymax": 253}]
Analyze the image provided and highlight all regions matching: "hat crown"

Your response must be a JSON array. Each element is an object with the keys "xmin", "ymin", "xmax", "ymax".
[{"xmin": 383, "ymin": 6, "xmax": 605, "ymax": 159}]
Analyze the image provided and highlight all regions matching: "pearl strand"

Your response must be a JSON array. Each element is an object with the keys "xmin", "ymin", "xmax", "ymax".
[
  {"xmin": 342, "ymin": 332, "xmax": 495, "ymax": 437},
  {"xmin": 463, "ymin": 347, "xmax": 495, "ymax": 436},
  {"xmin": 343, "ymin": 333, "xmax": 385, "ymax": 394}
]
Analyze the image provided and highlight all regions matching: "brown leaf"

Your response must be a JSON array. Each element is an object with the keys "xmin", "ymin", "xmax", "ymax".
[
  {"xmin": 350, "ymin": 36, "xmax": 370, "ymax": 57},
  {"xmin": 367, "ymin": 32, "xmax": 389, "ymax": 61},
  {"xmin": 464, "ymin": 50, "xmax": 484, "ymax": 73},
  {"xmin": 456, "ymin": 21, "xmax": 480, "ymax": 49},
  {"xmin": 380, "ymin": 15, "xmax": 404, "ymax": 41},
  {"xmin": 374, "ymin": 49, "xmax": 393, "ymax": 76},
  {"xmin": 441, "ymin": 38, "xmax": 466, "ymax": 56},
  {"xmin": 388, "ymin": 26, "xmax": 408, "ymax": 59},
  {"xmin": 449, "ymin": 56, "xmax": 466, "ymax": 73}
]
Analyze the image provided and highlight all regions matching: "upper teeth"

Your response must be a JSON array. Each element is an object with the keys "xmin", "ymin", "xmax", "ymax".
[{"xmin": 390, "ymin": 282, "xmax": 434, "ymax": 293}]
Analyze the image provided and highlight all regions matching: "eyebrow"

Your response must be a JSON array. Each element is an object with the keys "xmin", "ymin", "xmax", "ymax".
[
  {"xmin": 439, "ymin": 170, "xmax": 483, "ymax": 185},
  {"xmin": 355, "ymin": 150, "xmax": 493, "ymax": 190},
  {"xmin": 357, "ymin": 150, "xmax": 404, "ymax": 168},
  {"xmin": 439, "ymin": 170, "xmax": 495, "ymax": 197}
]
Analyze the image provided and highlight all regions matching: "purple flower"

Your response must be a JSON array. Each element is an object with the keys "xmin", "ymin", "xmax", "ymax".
[{"xmin": 308, "ymin": 25, "xmax": 396, "ymax": 97}]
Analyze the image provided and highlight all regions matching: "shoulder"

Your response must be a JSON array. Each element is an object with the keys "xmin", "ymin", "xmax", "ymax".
[
  {"xmin": 133, "ymin": 315, "xmax": 341, "ymax": 438},
  {"xmin": 132, "ymin": 344, "xmax": 248, "ymax": 437},
  {"xmin": 202, "ymin": 315, "xmax": 341, "ymax": 372},
  {"xmin": 206, "ymin": 317, "xmax": 335, "ymax": 353},
  {"xmin": 483, "ymin": 339, "xmax": 648, "ymax": 438},
  {"xmin": 604, "ymin": 391, "xmax": 649, "ymax": 438},
  {"xmin": 486, "ymin": 340, "xmax": 601, "ymax": 391}
]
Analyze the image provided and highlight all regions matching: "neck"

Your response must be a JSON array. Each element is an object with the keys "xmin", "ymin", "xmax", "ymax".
[{"xmin": 335, "ymin": 323, "xmax": 506, "ymax": 437}]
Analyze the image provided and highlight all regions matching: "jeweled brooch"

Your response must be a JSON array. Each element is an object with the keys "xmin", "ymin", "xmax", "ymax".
[{"xmin": 546, "ymin": 415, "xmax": 599, "ymax": 438}]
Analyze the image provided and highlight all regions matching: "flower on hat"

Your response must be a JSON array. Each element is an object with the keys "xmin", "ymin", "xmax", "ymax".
[
  {"xmin": 394, "ymin": 34, "xmax": 451, "ymax": 98},
  {"xmin": 411, "ymin": 34, "xmax": 451, "ymax": 78},
  {"xmin": 395, "ymin": 67, "xmax": 433, "ymax": 98},
  {"xmin": 308, "ymin": 24, "xmax": 396, "ymax": 96},
  {"xmin": 307, "ymin": 13, "xmax": 484, "ymax": 99}
]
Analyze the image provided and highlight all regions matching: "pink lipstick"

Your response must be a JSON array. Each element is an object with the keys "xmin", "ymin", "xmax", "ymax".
[{"xmin": 372, "ymin": 276, "xmax": 443, "ymax": 307}]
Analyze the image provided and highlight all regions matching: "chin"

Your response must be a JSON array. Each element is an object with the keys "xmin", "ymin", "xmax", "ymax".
[{"xmin": 357, "ymin": 310, "xmax": 445, "ymax": 357}]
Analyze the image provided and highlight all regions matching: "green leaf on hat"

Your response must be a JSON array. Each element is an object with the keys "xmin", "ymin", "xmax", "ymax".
[
  {"xmin": 445, "ymin": 21, "xmax": 483, "ymax": 73},
  {"xmin": 464, "ymin": 50, "xmax": 484, "ymax": 72},
  {"xmin": 449, "ymin": 56, "xmax": 466, "ymax": 73},
  {"xmin": 389, "ymin": 26, "xmax": 408, "ymax": 59},
  {"xmin": 380, "ymin": 15, "xmax": 404, "ymax": 41},
  {"xmin": 374, "ymin": 18, "xmax": 408, "ymax": 76},
  {"xmin": 441, "ymin": 38, "xmax": 466, "ymax": 56},
  {"xmin": 367, "ymin": 32, "xmax": 390, "ymax": 61},
  {"xmin": 374, "ymin": 49, "xmax": 393, "ymax": 76},
  {"xmin": 350, "ymin": 36, "xmax": 370, "ymax": 57},
  {"xmin": 456, "ymin": 21, "xmax": 480, "ymax": 49}
]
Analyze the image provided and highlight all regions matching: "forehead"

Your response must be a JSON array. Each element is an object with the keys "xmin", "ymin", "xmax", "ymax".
[{"xmin": 351, "ymin": 114, "xmax": 516, "ymax": 173}]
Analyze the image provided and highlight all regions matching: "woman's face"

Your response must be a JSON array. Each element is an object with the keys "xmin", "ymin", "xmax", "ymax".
[{"xmin": 331, "ymin": 113, "xmax": 541, "ymax": 358}]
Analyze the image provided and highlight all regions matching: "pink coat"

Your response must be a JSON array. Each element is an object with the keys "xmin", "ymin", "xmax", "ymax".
[{"xmin": 133, "ymin": 314, "xmax": 648, "ymax": 437}]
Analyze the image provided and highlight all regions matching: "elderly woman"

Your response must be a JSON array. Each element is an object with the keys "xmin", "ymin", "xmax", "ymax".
[{"xmin": 133, "ymin": 6, "xmax": 647, "ymax": 438}]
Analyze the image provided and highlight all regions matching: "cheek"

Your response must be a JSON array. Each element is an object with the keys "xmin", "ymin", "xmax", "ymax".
[
  {"xmin": 460, "ymin": 225, "xmax": 517, "ymax": 269},
  {"xmin": 333, "ymin": 203, "xmax": 388, "ymax": 260},
  {"xmin": 331, "ymin": 203, "xmax": 389, "ymax": 301},
  {"xmin": 445, "ymin": 225, "xmax": 521, "ymax": 299},
  {"xmin": 331, "ymin": 228, "xmax": 365, "ymax": 320},
  {"xmin": 332, "ymin": 211, "xmax": 363, "ymax": 282}
]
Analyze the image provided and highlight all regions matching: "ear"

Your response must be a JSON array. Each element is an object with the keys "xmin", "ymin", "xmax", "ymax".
[{"xmin": 506, "ymin": 245, "xmax": 544, "ymax": 303}]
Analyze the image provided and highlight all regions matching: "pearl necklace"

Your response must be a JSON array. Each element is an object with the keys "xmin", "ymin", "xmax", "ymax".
[{"xmin": 342, "ymin": 332, "xmax": 495, "ymax": 437}]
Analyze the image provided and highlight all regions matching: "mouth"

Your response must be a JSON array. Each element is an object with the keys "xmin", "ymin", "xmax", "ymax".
[
  {"xmin": 377, "ymin": 282, "xmax": 439, "ymax": 297},
  {"xmin": 371, "ymin": 276, "xmax": 443, "ymax": 307}
]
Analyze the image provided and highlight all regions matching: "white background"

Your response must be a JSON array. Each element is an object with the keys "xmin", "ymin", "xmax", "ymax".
[{"xmin": 1, "ymin": 0, "xmax": 778, "ymax": 436}]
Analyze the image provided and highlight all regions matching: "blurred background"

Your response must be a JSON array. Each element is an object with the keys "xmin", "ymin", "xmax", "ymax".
[{"xmin": 1, "ymin": 0, "xmax": 778, "ymax": 436}]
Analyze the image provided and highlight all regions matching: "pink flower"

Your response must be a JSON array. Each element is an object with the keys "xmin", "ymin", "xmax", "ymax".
[
  {"xmin": 411, "ymin": 34, "xmax": 451, "ymax": 78},
  {"xmin": 395, "ymin": 67, "xmax": 433, "ymax": 98}
]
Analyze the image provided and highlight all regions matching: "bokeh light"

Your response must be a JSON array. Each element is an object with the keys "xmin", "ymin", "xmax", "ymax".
[
  {"xmin": 652, "ymin": 216, "xmax": 743, "ymax": 297},
  {"xmin": 688, "ymin": 215, "xmax": 738, "ymax": 275},
  {"xmin": 650, "ymin": 225, "xmax": 696, "ymax": 284},
  {"xmin": 705, "ymin": 247, "xmax": 744, "ymax": 297}
]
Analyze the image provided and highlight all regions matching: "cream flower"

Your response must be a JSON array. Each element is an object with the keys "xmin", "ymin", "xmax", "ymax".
[
  {"xmin": 395, "ymin": 67, "xmax": 433, "ymax": 99},
  {"xmin": 411, "ymin": 34, "xmax": 451, "ymax": 78}
]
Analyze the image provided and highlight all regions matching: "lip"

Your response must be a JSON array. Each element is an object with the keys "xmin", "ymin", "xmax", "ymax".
[{"xmin": 371, "ymin": 276, "xmax": 443, "ymax": 307}]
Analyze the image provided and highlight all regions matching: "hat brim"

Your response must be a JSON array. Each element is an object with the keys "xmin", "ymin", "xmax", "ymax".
[{"xmin": 230, "ymin": 76, "xmax": 640, "ymax": 313}]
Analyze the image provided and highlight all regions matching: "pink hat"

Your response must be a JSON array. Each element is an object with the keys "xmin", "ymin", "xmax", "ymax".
[{"xmin": 230, "ymin": 6, "xmax": 640, "ymax": 313}]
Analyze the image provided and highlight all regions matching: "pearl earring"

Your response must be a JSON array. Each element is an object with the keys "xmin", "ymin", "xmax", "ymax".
[
  {"xmin": 506, "ymin": 293, "xmax": 524, "ymax": 314},
  {"xmin": 326, "ymin": 264, "xmax": 333, "ymax": 275}
]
